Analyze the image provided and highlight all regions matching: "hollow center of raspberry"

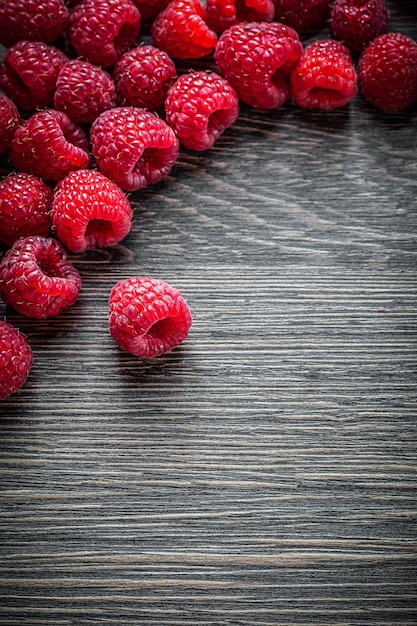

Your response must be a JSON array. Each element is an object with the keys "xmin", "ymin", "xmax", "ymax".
[
  {"xmin": 208, "ymin": 109, "xmax": 231, "ymax": 136},
  {"xmin": 147, "ymin": 316, "xmax": 172, "ymax": 340},
  {"xmin": 85, "ymin": 219, "xmax": 115, "ymax": 246}
]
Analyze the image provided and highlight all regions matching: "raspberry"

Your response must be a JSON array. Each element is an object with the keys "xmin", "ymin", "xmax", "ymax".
[
  {"xmin": 113, "ymin": 45, "xmax": 177, "ymax": 111},
  {"xmin": 90, "ymin": 107, "xmax": 179, "ymax": 192},
  {"xmin": 0, "ymin": 236, "xmax": 82, "ymax": 318},
  {"xmin": 0, "ymin": 320, "xmax": 33, "ymax": 400},
  {"xmin": 54, "ymin": 60, "xmax": 116, "ymax": 124},
  {"xmin": 151, "ymin": 0, "xmax": 218, "ymax": 59},
  {"xmin": 330, "ymin": 0, "xmax": 389, "ymax": 53},
  {"xmin": 206, "ymin": 0, "xmax": 275, "ymax": 34},
  {"xmin": 52, "ymin": 170, "xmax": 133, "ymax": 253},
  {"xmin": 109, "ymin": 276, "xmax": 192, "ymax": 358},
  {"xmin": 0, "ymin": 40, "xmax": 68, "ymax": 111},
  {"xmin": 132, "ymin": 0, "xmax": 170, "ymax": 22},
  {"xmin": 0, "ymin": 173, "xmax": 53, "ymax": 247},
  {"xmin": 67, "ymin": 0, "xmax": 141, "ymax": 68},
  {"xmin": 214, "ymin": 21, "xmax": 302, "ymax": 109},
  {"xmin": 291, "ymin": 39, "xmax": 358, "ymax": 110},
  {"xmin": 273, "ymin": 0, "xmax": 330, "ymax": 34},
  {"xmin": 0, "ymin": 95, "xmax": 20, "ymax": 156},
  {"xmin": 9, "ymin": 109, "xmax": 90, "ymax": 181},
  {"xmin": 165, "ymin": 70, "xmax": 239, "ymax": 151},
  {"xmin": 358, "ymin": 32, "xmax": 417, "ymax": 112},
  {"xmin": 0, "ymin": 0, "xmax": 69, "ymax": 48}
]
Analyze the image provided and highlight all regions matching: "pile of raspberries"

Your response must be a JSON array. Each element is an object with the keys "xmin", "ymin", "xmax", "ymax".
[{"xmin": 1, "ymin": 0, "xmax": 417, "ymax": 399}]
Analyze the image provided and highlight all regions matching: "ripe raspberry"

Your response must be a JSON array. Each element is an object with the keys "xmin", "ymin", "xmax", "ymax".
[
  {"xmin": 52, "ymin": 170, "xmax": 133, "ymax": 253},
  {"xmin": 0, "ymin": 0, "xmax": 69, "ymax": 48},
  {"xmin": 109, "ymin": 276, "xmax": 193, "ymax": 358},
  {"xmin": 54, "ymin": 60, "xmax": 116, "ymax": 124},
  {"xmin": 273, "ymin": 0, "xmax": 330, "ymax": 34},
  {"xmin": 165, "ymin": 71, "xmax": 239, "ymax": 151},
  {"xmin": 0, "ymin": 320, "xmax": 33, "ymax": 400},
  {"xmin": 9, "ymin": 109, "xmax": 90, "ymax": 181},
  {"xmin": 0, "ymin": 236, "xmax": 82, "ymax": 319},
  {"xmin": 330, "ymin": 0, "xmax": 389, "ymax": 53},
  {"xmin": 113, "ymin": 45, "xmax": 177, "ymax": 112},
  {"xmin": 214, "ymin": 21, "xmax": 302, "ymax": 109},
  {"xmin": 151, "ymin": 0, "xmax": 218, "ymax": 59},
  {"xmin": 291, "ymin": 39, "xmax": 358, "ymax": 110},
  {"xmin": 90, "ymin": 107, "xmax": 179, "ymax": 192},
  {"xmin": 132, "ymin": 0, "xmax": 170, "ymax": 22},
  {"xmin": 67, "ymin": 0, "xmax": 141, "ymax": 68},
  {"xmin": 0, "ymin": 173, "xmax": 53, "ymax": 247},
  {"xmin": 0, "ymin": 40, "xmax": 68, "ymax": 111},
  {"xmin": 0, "ymin": 95, "xmax": 20, "ymax": 156},
  {"xmin": 206, "ymin": 0, "xmax": 275, "ymax": 34},
  {"xmin": 358, "ymin": 32, "xmax": 417, "ymax": 112}
]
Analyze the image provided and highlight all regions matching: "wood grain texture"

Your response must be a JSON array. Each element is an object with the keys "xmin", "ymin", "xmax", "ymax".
[{"xmin": 1, "ymin": 2, "xmax": 417, "ymax": 624}]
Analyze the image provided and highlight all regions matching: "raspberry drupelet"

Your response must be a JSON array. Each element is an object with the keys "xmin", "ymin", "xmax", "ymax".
[
  {"xmin": 0, "ymin": 95, "xmax": 20, "ymax": 156},
  {"xmin": 9, "ymin": 109, "xmax": 90, "ymax": 181},
  {"xmin": 0, "ymin": 320, "xmax": 33, "ymax": 400},
  {"xmin": 109, "ymin": 276, "xmax": 193, "ymax": 358},
  {"xmin": 67, "ymin": 0, "xmax": 141, "ymax": 68},
  {"xmin": 0, "ymin": 236, "xmax": 82, "ymax": 319},
  {"xmin": 206, "ymin": 0, "xmax": 275, "ymax": 34},
  {"xmin": 90, "ymin": 107, "xmax": 179, "ymax": 192},
  {"xmin": 291, "ymin": 39, "xmax": 358, "ymax": 110},
  {"xmin": 52, "ymin": 170, "xmax": 134, "ymax": 253},
  {"xmin": 0, "ymin": 40, "xmax": 68, "ymax": 111},
  {"xmin": 165, "ymin": 70, "xmax": 239, "ymax": 151},
  {"xmin": 0, "ymin": 173, "xmax": 53, "ymax": 247},
  {"xmin": 0, "ymin": 0, "xmax": 69, "ymax": 48},
  {"xmin": 214, "ymin": 21, "xmax": 303, "ymax": 109}
]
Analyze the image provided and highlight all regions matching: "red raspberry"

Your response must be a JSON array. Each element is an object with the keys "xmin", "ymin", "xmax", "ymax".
[
  {"xmin": 90, "ymin": 107, "xmax": 179, "ymax": 192},
  {"xmin": 9, "ymin": 109, "xmax": 90, "ymax": 181},
  {"xmin": 113, "ymin": 45, "xmax": 177, "ymax": 111},
  {"xmin": 52, "ymin": 170, "xmax": 133, "ymax": 253},
  {"xmin": 291, "ymin": 39, "xmax": 358, "ymax": 110},
  {"xmin": 0, "ymin": 0, "xmax": 69, "ymax": 48},
  {"xmin": 132, "ymin": 0, "xmax": 170, "ymax": 22},
  {"xmin": 67, "ymin": 0, "xmax": 141, "ymax": 68},
  {"xmin": 151, "ymin": 0, "xmax": 218, "ymax": 59},
  {"xmin": 0, "ymin": 320, "xmax": 33, "ymax": 400},
  {"xmin": 206, "ymin": 0, "xmax": 275, "ymax": 33},
  {"xmin": 54, "ymin": 60, "xmax": 116, "ymax": 124},
  {"xmin": 0, "ymin": 173, "xmax": 53, "ymax": 247},
  {"xmin": 214, "ymin": 21, "xmax": 302, "ymax": 109},
  {"xmin": 0, "ymin": 236, "xmax": 82, "ymax": 318},
  {"xmin": 358, "ymin": 32, "xmax": 417, "ymax": 112},
  {"xmin": 0, "ymin": 40, "xmax": 68, "ymax": 111},
  {"xmin": 273, "ymin": 0, "xmax": 330, "ymax": 34},
  {"xmin": 109, "ymin": 276, "xmax": 193, "ymax": 358},
  {"xmin": 330, "ymin": 0, "xmax": 389, "ymax": 53},
  {"xmin": 0, "ymin": 95, "xmax": 20, "ymax": 156},
  {"xmin": 165, "ymin": 70, "xmax": 239, "ymax": 151}
]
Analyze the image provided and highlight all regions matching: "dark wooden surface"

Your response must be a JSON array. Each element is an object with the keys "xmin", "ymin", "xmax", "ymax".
[{"xmin": 1, "ymin": 3, "xmax": 417, "ymax": 624}]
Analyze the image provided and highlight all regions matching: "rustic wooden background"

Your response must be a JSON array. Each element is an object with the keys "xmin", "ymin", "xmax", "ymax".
[{"xmin": 1, "ymin": 2, "xmax": 416, "ymax": 624}]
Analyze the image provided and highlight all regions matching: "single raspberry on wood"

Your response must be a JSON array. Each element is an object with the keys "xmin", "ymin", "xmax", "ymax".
[
  {"xmin": 330, "ymin": 0, "xmax": 389, "ymax": 53},
  {"xmin": 67, "ymin": 0, "xmax": 141, "ymax": 68},
  {"xmin": 9, "ymin": 109, "xmax": 90, "ymax": 181},
  {"xmin": 358, "ymin": 32, "xmax": 417, "ymax": 112},
  {"xmin": 90, "ymin": 107, "xmax": 179, "ymax": 191},
  {"xmin": 165, "ymin": 70, "xmax": 239, "ymax": 151},
  {"xmin": 54, "ymin": 60, "xmax": 117, "ymax": 124},
  {"xmin": 273, "ymin": 0, "xmax": 330, "ymax": 34},
  {"xmin": 0, "ymin": 236, "xmax": 82, "ymax": 318},
  {"xmin": 0, "ymin": 320, "xmax": 33, "ymax": 400},
  {"xmin": 113, "ymin": 45, "xmax": 177, "ymax": 111},
  {"xmin": 214, "ymin": 21, "xmax": 302, "ymax": 109},
  {"xmin": 151, "ymin": 0, "xmax": 218, "ymax": 59},
  {"xmin": 0, "ymin": 40, "xmax": 68, "ymax": 111},
  {"xmin": 0, "ymin": 173, "xmax": 53, "ymax": 247},
  {"xmin": 206, "ymin": 0, "xmax": 275, "ymax": 34},
  {"xmin": 0, "ymin": 95, "xmax": 20, "ymax": 156},
  {"xmin": 0, "ymin": 0, "xmax": 69, "ymax": 48},
  {"xmin": 52, "ymin": 170, "xmax": 133, "ymax": 253},
  {"xmin": 291, "ymin": 39, "xmax": 358, "ymax": 110},
  {"xmin": 109, "ymin": 276, "xmax": 193, "ymax": 358}
]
